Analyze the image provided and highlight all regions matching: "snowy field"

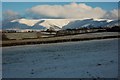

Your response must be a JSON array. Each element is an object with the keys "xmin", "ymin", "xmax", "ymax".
[
  {"xmin": 2, "ymin": 38, "xmax": 118, "ymax": 78},
  {"xmin": 0, "ymin": 45, "xmax": 2, "ymax": 79}
]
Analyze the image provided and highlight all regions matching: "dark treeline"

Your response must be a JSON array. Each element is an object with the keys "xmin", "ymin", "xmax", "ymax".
[
  {"xmin": 106, "ymin": 26, "xmax": 120, "ymax": 32},
  {"xmin": 56, "ymin": 26, "xmax": 120, "ymax": 36}
]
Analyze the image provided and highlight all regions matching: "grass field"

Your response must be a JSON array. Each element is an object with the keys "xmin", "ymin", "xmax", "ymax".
[{"xmin": 1, "ymin": 32, "xmax": 120, "ymax": 47}]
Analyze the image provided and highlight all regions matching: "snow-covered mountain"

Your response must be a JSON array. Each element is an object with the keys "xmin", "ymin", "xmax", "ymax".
[
  {"xmin": 62, "ymin": 19, "xmax": 119, "ymax": 29},
  {"xmin": 2, "ymin": 18, "xmax": 119, "ymax": 31},
  {"xmin": 3, "ymin": 19, "xmax": 73, "ymax": 31}
]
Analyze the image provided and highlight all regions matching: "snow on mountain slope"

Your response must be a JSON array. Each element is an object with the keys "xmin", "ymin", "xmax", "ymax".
[
  {"xmin": 62, "ymin": 19, "xmax": 116, "ymax": 29},
  {"xmin": 3, "ymin": 20, "xmax": 45, "ymax": 30},
  {"xmin": 3, "ymin": 18, "xmax": 118, "ymax": 30},
  {"xmin": 93, "ymin": 19, "xmax": 113, "ymax": 22},
  {"xmin": 39, "ymin": 19, "xmax": 73, "ymax": 29},
  {"xmin": 11, "ymin": 19, "xmax": 40, "ymax": 26},
  {"xmin": 8, "ymin": 19, "xmax": 74, "ymax": 30},
  {"xmin": 105, "ymin": 20, "xmax": 120, "ymax": 27}
]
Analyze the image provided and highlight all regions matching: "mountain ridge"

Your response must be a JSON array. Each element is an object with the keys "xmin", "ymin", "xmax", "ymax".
[{"xmin": 3, "ymin": 18, "xmax": 119, "ymax": 31}]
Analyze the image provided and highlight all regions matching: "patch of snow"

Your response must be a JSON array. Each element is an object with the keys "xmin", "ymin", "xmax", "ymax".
[
  {"xmin": 11, "ymin": 18, "xmax": 40, "ymax": 26},
  {"xmin": 2, "ymin": 38, "xmax": 118, "ymax": 78},
  {"xmin": 93, "ymin": 19, "xmax": 113, "ymax": 22}
]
